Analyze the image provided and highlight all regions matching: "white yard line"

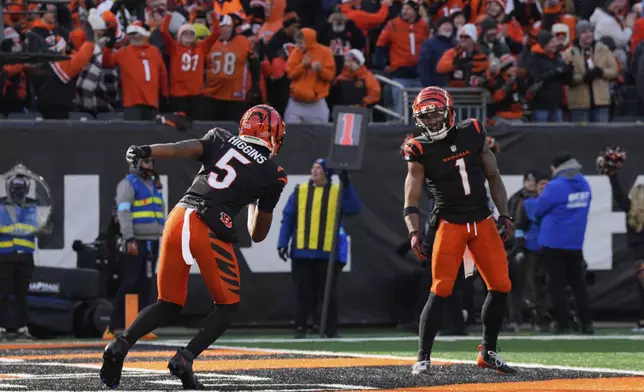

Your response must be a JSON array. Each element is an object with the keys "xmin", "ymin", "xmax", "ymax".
[
  {"xmin": 145, "ymin": 341, "xmax": 644, "ymax": 377},
  {"xmin": 204, "ymin": 335, "xmax": 644, "ymax": 344}
]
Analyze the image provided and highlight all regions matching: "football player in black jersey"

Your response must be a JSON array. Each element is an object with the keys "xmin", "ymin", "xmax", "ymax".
[
  {"xmin": 402, "ymin": 87, "xmax": 516, "ymax": 375},
  {"xmin": 100, "ymin": 105, "xmax": 288, "ymax": 390}
]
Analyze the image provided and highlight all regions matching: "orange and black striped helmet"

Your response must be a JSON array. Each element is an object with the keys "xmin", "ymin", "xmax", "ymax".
[
  {"xmin": 239, "ymin": 104, "xmax": 286, "ymax": 157},
  {"xmin": 412, "ymin": 86, "xmax": 455, "ymax": 141}
]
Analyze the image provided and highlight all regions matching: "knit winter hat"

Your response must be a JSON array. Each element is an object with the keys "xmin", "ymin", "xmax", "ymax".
[
  {"xmin": 537, "ymin": 30, "xmax": 554, "ymax": 47},
  {"xmin": 346, "ymin": 48, "xmax": 365, "ymax": 66},
  {"xmin": 458, "ymin": 23, "xmax": 478, "ymax": 41},
  {"xmin": 576, "ymin": 20, "xmax": 593, "ymax": 36},
  {"xmin": 314, "ymin": 158, "xmax": 334, "ymax": 180},
  {"xmin": 193, "ymin": 23, "xmax": 210, "ymax": 39}
]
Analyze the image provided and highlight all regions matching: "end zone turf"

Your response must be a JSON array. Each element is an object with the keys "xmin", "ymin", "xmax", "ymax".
[{"xmin": 0, "ymin": 339, "xmax": 643, "ymax": 391}]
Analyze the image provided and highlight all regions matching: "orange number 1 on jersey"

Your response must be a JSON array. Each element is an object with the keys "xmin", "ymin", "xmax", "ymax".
[{"xmin": 455, "ymin": 158, "xmax": 471, "ymax": 196}]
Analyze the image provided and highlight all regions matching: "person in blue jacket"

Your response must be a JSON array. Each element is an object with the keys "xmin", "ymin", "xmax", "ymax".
[
  {"xmin": 277, "ymin": 158, "xmax": 361, "ymax": 338},
  {"xmin": 512, "ymin": 172, "xmax": 550, "ymax": 332},
  {"xmin": 534, "ymin": 153, "xmax": 593, "ymax": 334},
  {"xmin": 417, "ymin": 16, "xmax": 455, "ymax": 88}
]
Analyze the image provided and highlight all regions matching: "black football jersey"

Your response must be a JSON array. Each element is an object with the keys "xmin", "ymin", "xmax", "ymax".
[
  {"xmin": 404, "ymin": 119, "xmax": 491, "ymax": 224},
  {"xmin": 179, "ymin": 128, "xmax": 287, "ymax": 242}
]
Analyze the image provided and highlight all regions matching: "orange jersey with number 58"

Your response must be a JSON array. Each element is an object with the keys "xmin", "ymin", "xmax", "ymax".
[{"xmin": 203, "ymin": 34, "xmax": 252, "ymax": 102}]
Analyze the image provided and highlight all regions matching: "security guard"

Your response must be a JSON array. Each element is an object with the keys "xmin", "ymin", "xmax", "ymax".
[
  {"xmin": 0, "ymin": 176, "xmax": 38, "ymax": 340},
  {"xmin": 277, "ymin": 158, "xmax": 361, "ymax": 338},
  {"xmin": 103, "ymin": 158, "xmax": 164, "ymax": 340}
]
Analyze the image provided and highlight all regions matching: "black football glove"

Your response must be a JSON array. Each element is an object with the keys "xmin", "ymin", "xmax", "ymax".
[
  {"xmin": 497, "ymin": 215, "xmax": 514, "ymax": 242},
  {"xmin": 278, "ymin": 247, "xmax": 289, "ymax": 261},
  {"xmin": 410, "ymin": 231, "xmax": 427, "ymax": 262},
  {"xmin": 126, "ymin": 145, "xmax": 151, "ymax": 167}
]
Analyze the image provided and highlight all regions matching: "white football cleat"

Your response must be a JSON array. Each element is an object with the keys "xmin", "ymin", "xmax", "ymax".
[{"xmin": 411, "ymin": 360, "xmax": 431, "ymax": 375}]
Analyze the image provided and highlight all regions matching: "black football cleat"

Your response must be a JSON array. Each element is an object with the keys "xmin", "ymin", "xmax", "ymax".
[
  {"xmin": 100, "ymin": 336, "xmax": 131, "ymax": 389},
  {"xmin": 168, "ymin": 348, "xmax": 205, "ymax": 390},
  {"xmin": 476, "ymin": 345, "xmax": 517, "ymax": 374}
]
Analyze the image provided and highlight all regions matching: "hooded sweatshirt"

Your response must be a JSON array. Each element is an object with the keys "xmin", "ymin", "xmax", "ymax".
[
  {"xmin": 534, "ymin": 159, "xmax": 591, "ymax": 250},
  {"xmin": 286, "ymin": 28, "xmax": 336, "ymax": 102}
]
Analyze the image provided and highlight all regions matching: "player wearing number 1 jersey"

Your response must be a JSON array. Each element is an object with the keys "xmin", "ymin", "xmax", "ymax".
[
  {"xmin": 100, "ymin": 105, "xmax": 287, "ymax": 390},
  {"xmin": 402, "ymin": 87, "xmax": 516, "ymax": 376},
  {"xmin": 203, "ymin": 15, "xmax": 261, "ymax": 122}
]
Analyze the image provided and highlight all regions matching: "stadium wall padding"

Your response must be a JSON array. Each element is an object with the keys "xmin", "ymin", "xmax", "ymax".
[{"xmin": 1, "ymin": 121, "xmax": 643, "ymax": 325}]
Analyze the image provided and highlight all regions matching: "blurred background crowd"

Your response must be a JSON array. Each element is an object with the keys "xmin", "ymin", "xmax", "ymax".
[{"xmin": 2, "ymin": 0, "xmax": 644, "ymax": 124}]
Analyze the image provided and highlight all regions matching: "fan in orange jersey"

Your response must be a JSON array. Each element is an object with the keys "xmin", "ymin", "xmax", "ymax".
[
  {"xmin": 203, "ymin": 15, "xmax": 261, "ymax": 121},
  {"xmin": 160, "ymin": 11, "xmax": 220, "ymax": 119},
  {"xmin": 103, "ymin": 21, "xmax": 169, "ymax": 121}
]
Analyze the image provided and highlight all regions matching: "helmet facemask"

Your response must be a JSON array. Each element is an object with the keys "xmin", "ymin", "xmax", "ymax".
[{"xmin": 414, "ymin": 107, "xmax": 452, "ymax": 141}]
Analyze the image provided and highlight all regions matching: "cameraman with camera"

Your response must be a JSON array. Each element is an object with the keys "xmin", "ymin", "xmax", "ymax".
[
  {"xmin": 0, "ymin": 176, "xmax": 40, "ymax": 340},
  {"xmin": 103, "ymin": 158, "xmax": 164, "ymax": 340}
]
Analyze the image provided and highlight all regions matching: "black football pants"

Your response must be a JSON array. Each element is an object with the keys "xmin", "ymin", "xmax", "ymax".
[
  {"xmin": 291, "ymin": 258, "xmax": 341, "ymax": 336},
  {"xmin": 508, "ymin": 251, "xmax": 547, "ymax": 325},
  {"xmin": 0, "ymin": 254, "xmax": 34, "ymax": 329},
  {"xmin": 541, "ymin": 247, "xmax": 592, "ymax": 328},
  {"xmin": 109, "ymin": 240, "xmax": 157, "ymax": 331}
]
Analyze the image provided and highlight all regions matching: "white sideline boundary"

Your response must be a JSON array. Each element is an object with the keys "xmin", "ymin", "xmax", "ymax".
[
  {"xmin": 202, "ymin": 334, "xmax": 644, "ymax": 344},
  {"xmin": 147, "ymin": 340, "xmax": 644, "ymax": 377}
]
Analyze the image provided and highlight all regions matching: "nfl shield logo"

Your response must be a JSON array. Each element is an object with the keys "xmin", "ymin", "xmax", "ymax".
[{"xmin": 450, "ymin": 145, "xmax": 457, "ymax": 152}]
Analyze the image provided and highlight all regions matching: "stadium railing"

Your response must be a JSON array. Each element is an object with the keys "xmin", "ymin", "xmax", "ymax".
[{"xmin": 402, "ymin": 87, "xmax": 490, "ymax": 125}]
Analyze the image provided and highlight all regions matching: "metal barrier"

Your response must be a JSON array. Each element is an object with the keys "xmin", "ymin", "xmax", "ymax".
[
  {"xmin": 374, "ymin": 73, "xmax": 490, "ymax": 124},
  {"xmin": 402, "ymin": 87, "xmax": 490, "ymax": 125},
  {"xmin": 373, "ymin": 74, "xmax": 406, "ymax": 123}
]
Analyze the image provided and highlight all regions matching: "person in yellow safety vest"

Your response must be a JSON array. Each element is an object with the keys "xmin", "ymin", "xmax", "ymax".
[
  {"xmin": 0, "ymin": 175, "xmax": 38, "ymax": 341},
  {"xmin": 103, "ymin": 158, "xmax": 164, "ymax": 340},
  {"xmin": 277, "ymin": 158, "xmax": 361, "ymax": 338}
]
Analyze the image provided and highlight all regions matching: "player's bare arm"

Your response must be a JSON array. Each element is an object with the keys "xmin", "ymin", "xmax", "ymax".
[
  {"xmin": 247, "ymin": 202, "xmax": 272, "ymax": 243},
  {"xmin": 481, "ymin": 142, "xmax": 510, "ymax": 216},
  {"xmin": 404, "ymin": 161, "xmax": 425, "ymax": 234},
  {"xmin": 149, "ymin": 140, "xmax": 204, "ymax": 160}
]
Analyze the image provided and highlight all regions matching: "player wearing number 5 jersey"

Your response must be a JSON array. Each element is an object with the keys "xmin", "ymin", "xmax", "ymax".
[
  {"xmin": 102, "ymin": 21, "xmax": 168, "ymax": 121},
  {"xmin": 203, "ymin": 15, "xmax": 261, "ymax": 122},
  {"xmin": 100, "ymin": 105, "xmax": 287, "ymax": 390},
  {"xmin": 159, "ymin": 11, "xmax": 220, "ymax": 119},
  {"xmin": 403, "ymin": 87, "xmax": 516, "ymax": 376}
]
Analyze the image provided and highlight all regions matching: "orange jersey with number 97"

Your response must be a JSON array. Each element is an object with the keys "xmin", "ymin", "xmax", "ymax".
[{"xmin": 203, "ymin": 34, "xmax": 252, "ymax": 102}]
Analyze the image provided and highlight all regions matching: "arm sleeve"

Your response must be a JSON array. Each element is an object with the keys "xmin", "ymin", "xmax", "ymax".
[
  {"xmin": 341, "ymin": 184, "xmax": 361, "ymax": 216},
  {"xmin": 534, "ymin": 183, "xmax": 558, "ymax": 221},
  {"xmin": 102, "ymin": 46, "xmax": 120, "ymax": 68},
  {"xmin": 258, "ymin": 169, "xmax": 288, "ymax": 212},
  {"xmin": 609, "ymin": 174, "xmax": 631, "ymax": 212},
  {"xmin": 198, "ymin": 129, "xmax": 218, "ymax": 162},
  {"xmin": 362, "ymin": 70, "xmax": 382, "ymax": 105},
  {"xmin": 116, "ymin": 179, "xmax": 136, "ymax": 240},
  {"xmin": 52, "ymin": 41, "xmax": 95, "ymax": 81},
  {"xmin": 286, "ymin": 50, "xmax": 306, "ymax": 80},
  {"xmin": 436, "ymin": 48, "xmax": 455, "ymax": 74},
  {"xmin": 318, "ymin": 50, "xmax": 336, "ymax": 82},
  {"xmin": 159, "ymin": 14, "xmax": 176, "ymax": 56},
  {"xmin": 277, "ymin": 190, "xmax": 297, "ymax": 248}
]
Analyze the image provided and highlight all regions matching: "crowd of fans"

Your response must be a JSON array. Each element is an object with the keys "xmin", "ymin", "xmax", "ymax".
[{"xmin": 1, "ymin": 0, "xmax": 644, "ymax": 123}]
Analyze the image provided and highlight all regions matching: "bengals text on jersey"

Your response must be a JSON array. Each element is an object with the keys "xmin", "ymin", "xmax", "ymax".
[{"xmin": 404, "ymin": 118, "xmax": 491, "ymax": 224}]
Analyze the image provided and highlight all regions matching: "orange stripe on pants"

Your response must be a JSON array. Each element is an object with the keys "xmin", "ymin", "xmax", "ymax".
[{"xmin": 157, "ymin": 206, "xmax": 241, "ymax": 306}]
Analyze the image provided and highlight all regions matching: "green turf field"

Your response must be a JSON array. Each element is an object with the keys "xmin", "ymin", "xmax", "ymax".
[{"xmin": 214, "ymin": 329, "xmax": 644, "ymax": 372}]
